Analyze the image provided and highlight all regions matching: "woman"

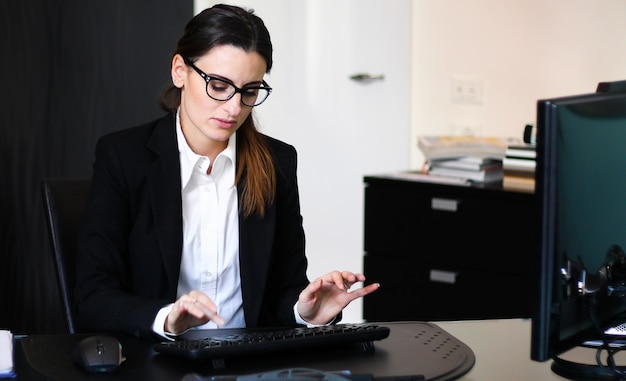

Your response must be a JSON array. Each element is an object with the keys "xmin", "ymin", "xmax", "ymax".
[{"xmin": 74, "ymin": 4, "xmax": 379, "ymax": 340}]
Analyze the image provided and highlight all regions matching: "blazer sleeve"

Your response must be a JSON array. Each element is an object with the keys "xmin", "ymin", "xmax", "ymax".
[{"xmin": 75, "ymin": 117, "xmax": 180, "ymax": 340}]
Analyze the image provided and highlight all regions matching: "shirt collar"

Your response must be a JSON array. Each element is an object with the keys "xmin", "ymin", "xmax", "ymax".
[{"xmin": 176, "ymin": 110, "xmax": 237, "ymax": 190}]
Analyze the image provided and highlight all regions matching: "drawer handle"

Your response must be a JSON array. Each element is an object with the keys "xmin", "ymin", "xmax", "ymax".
[
  {"xmin": 431, "ymin": 197, "xmax": 459, "ymax": 212},
  {"xmin": 430, "ymin": 269, "xmax": 458, "ymax": 284}
]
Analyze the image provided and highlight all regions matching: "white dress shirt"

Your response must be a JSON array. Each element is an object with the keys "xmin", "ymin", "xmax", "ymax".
[
  {"xmin": 152, "ymin": 112, "xmax": 310, "ymax": 338},
  {"xmin": 153, "ymin": 111, "xmax": 243, "ymax": 336}
]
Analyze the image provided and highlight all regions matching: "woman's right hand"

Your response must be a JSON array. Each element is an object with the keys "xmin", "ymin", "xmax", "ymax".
[{"xmin": 164, "ymin": 291, "xmax": 226, "ymax": 334}]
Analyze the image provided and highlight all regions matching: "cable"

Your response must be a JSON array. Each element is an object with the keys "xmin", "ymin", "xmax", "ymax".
[{"xmin": 586, "ymin": 293, "xmax": 626, "ymax": 378}]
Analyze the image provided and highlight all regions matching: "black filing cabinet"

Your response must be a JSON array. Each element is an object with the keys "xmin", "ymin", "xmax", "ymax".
[{"xmin": 362, "ymin": 174, "xmax": 536, "ymax": 321}]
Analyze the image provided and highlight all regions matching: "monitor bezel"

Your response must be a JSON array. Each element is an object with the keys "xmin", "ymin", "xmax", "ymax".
[{"xmin": 531, "ymin": 87, "xmax": 626, "ymax": 362}]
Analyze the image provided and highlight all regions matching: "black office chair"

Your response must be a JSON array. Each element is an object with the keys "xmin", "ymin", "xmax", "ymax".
[{"xmin": 41, "ymin": 177, "xmax": 91, "ymax": 334}]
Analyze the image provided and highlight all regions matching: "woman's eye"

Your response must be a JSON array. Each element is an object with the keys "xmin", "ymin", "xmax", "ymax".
[
  {"xmin": 210, "ymin": 82, "xmax": 230, "ymax": 93},
  {"xmin": 243, "ymin": 88, "xmax": 260, "ymax": 97}
]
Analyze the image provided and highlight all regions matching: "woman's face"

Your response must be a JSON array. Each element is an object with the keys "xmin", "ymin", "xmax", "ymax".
[{"xmin": 172, "ymin": 45, "xmax": 267, "ymax": 156}]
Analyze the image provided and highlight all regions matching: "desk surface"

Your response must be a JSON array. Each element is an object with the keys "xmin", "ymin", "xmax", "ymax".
[
  {"xmin": 18, "ymin": 319, "xmax": 624, "ymax": 381},
  {"xmin": 436, "ymin": 319, "xmax": 561, "ymax": 380},
  {"xmin": 437, "ymin": 318, "xmax": 626, "ymax": 381},
  {"xmin": 15, "ymin": 321, "xmax": 475, "ymax": 381}
]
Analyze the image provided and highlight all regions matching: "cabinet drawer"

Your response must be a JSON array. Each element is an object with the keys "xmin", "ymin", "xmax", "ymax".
[
  {"xmin": 363, "ymin": 253, "xmax": 532, "ymax": 321},
  {"xmin": 364, "ymin": 183, "xmax": 431, "ymax": 253},
  {"xmin": 364, "ymin": 179, "xmax": 535, "ymax": 274},
  {"xmin": 362, "ymin": 176, "xmax": 536, "ymax": 321}
]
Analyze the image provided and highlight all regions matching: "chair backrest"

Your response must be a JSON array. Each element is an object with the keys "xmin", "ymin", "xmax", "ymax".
[{"xmin": 41, "ymin": 177, "xmax": 91, "ymax": 334}]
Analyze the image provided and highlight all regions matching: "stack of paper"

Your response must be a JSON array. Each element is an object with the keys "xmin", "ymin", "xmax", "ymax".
[
  {"xmin": 0, "ymin": 330, "xmax": 14, "ymax": 379},
  {"xmin": 425, "ymin": 156, "xmax": 504, "ymax": 183},
  {"xmin": 417, "ymin": 135, "xmax": 522, "ymax": 161},
  {"xmin": 502, "ymin": 144, "xmax": 536, "ymax": 192}
]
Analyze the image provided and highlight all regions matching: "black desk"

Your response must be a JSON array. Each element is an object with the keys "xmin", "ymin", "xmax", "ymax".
[{"xmin": 14, "ymin": 322, "xmax": 475, "ymax": 381}]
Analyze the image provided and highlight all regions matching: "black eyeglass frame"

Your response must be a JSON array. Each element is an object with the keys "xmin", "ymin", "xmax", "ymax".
[{"xmin": 182, "ymin": 56, "xmax": 272, "ymax": 107}]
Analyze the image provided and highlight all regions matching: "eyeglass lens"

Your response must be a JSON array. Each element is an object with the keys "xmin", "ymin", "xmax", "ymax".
[{"xmin": 207, "ymin": 78, "xmax": 270, "ymax": 107}]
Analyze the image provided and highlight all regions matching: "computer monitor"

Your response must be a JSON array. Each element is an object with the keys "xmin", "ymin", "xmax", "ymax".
[
  {"xmin": 530, "ymin": 81, "xmax": 626, "ymax": 380},
  {"xmin": 596, "ymin": 80, "xmax": 626, "ymax": 94}
]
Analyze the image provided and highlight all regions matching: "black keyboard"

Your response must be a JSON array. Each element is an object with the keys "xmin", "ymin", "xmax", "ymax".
[{"xmin": 153, "ymin": 323, "xmax": 390, "ymax": 360}]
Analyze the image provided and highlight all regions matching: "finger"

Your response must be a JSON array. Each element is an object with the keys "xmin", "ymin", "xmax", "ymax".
[
  {"xmin": 329, "ymin": 271, "xmax": 347, "ymax": 290},
  {"xmin": 183, "ymin": 292, "xmax": 226, "ymax": 325},
  {"xmin": 341, "ymin": 271, "xmax": 357, "ymax": 282},
  {"xmin": 190, "ymin": 293, "xmax": 219, "ymax": 312},
  {"xmin": 347, "ymin": 282, "xmax": 380, "ymax": 301},
  {"xmin": 177, "ymin": 298, "xmax": 209, "ymax": 319},
  {"xmin": 167, "ymin": 299, "xmax": 196, "ymax": 331},
  {"xmin": 340, "ymin": 271, "xmax": 366, "ymax": 290},
  {"xmin": 179, "ymin": 294, "xmax": 201, "ymax": 309},
  {"xmin": 191, "ymin": 301, "xmax": 226, "ymax": 326},
  {"xmin": 306, "ymin": 278, "xmax": 324, "ymax": 295}
]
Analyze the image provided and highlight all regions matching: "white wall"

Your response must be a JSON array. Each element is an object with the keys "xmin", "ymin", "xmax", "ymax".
[
  {"xmin": 409, "ymin": 0, "xmax": 626, "ymax": 168},
  {"xmin": 193, "ymin": 0, "xmax": 410, "ymax": 323},
  {"xmin": 192, "ymin": 0, "xmax": 626, "ymax": 321}
]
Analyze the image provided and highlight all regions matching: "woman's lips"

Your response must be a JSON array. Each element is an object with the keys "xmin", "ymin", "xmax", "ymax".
[{"xmin": 214, "ymin": 118, "xmax": 236, "ymax": 129}]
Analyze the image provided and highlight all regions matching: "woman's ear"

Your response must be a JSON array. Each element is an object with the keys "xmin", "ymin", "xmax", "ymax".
[{"xmin": 171, "ymin": 54, "xmax": 186, "ymax": 88}]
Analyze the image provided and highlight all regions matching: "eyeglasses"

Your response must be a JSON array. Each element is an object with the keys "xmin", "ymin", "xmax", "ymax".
[{"xmin": 183, "ymin": 57, "xmax": 272, "ymax": 107}]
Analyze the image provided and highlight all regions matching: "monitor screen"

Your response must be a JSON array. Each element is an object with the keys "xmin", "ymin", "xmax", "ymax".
[{"xmin": 531, "ymin": 83, "xmax": 626, "ymax": 369}]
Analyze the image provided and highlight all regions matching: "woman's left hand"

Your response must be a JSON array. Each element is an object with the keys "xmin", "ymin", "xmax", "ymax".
[{"xmin": 297, "ymin": 270, "xmax": 380, "ymax": 325}]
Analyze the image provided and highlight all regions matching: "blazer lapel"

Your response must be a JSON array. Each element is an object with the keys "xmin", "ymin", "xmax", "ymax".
[{"xmin": 238, "ymin": 177, "xmax": 276, "ymax": 326}]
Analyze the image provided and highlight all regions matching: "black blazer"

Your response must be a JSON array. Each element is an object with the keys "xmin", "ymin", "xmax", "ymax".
[{"xmin": 75, "ymin": 113, "xmax": 309, "ymax": 340}]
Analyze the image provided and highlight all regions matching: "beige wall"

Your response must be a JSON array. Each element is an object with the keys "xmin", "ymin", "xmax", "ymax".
[
  {"xmin": 409, "ymin": 0, "xmax": 626, "ymax": 168},
  {"xmin": 197, "ymin": 0, "xmax": 626, "ymax": 167}
]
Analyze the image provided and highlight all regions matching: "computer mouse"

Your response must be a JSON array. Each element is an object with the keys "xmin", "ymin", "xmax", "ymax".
[{"xmin": 72, "ymin": 335, "xmax": 125, "ymax": 373}]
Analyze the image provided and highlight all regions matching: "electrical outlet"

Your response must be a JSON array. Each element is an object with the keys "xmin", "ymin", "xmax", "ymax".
[{"xmin": 451, "ymin": 78, "xmax": 483, "ymax": 104}]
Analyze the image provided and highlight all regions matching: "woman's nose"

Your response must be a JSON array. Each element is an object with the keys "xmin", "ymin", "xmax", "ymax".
[{"xmin": 224, "ymin": 94, "xmax": 244, "ymax": 116}]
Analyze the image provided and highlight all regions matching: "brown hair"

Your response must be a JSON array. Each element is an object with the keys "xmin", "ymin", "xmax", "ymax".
[{"xmin": 159, "ymin": 4, "xmax": 275, "ymax": 217}]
